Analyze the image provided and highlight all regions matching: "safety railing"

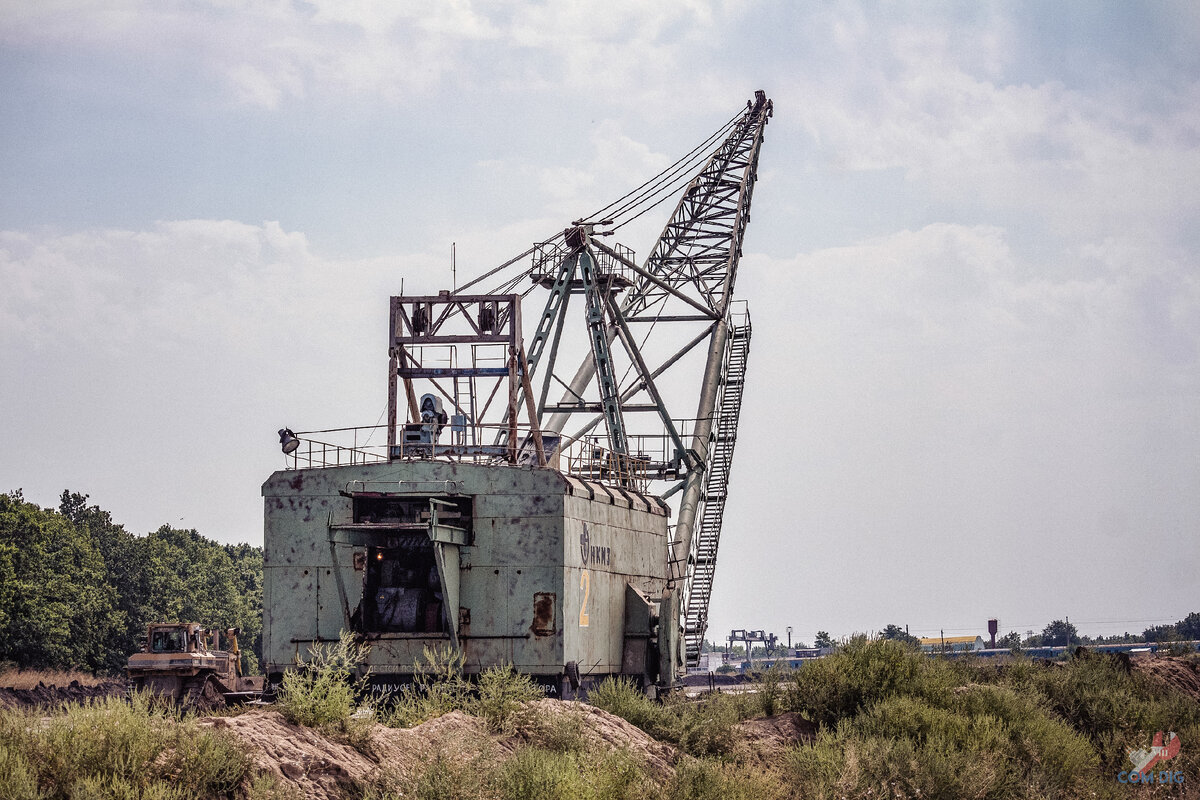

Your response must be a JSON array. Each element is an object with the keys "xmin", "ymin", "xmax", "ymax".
[
  {"xmin": 281, "ymin": 419, "xmax": 709, "ymax": 494},
  {"xmin": 283, "ymin": 426, "xmax": 390, "ymax": 469},
  {"xmin": 530, "ymin": 239, "xmax": 635, "ymax": 284}
]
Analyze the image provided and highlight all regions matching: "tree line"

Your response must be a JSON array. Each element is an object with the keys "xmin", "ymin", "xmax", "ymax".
[
  {"xmin": 708, "ymin": 613, "xmax": 1200, "ymax": 656},
  {"xmin": 0, "ymin": 490, "xmax": 262, "ymax": 675}
]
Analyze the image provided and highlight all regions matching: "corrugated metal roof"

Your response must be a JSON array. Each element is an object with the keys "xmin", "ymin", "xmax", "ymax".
[{"xmin": 919, "ymin": 636, "xmax": 981, "ymax": 645}]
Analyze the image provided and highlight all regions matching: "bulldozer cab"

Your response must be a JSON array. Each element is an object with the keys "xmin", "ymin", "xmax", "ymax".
[
  {"xmin": 150, "ymin": 627, "xmax": 188, "ymax": 653},
  {"xmin": 146, "ymin": 623, "xmax": 207, "ymax": 654}
]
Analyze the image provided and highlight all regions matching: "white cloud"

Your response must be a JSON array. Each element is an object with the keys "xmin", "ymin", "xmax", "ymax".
[
  {"xmin": 0, "ymin": 218, "xmax": 439, "ymax": 539},
  {"xmin": 718, "ymin": 221, "xmax": 1200, "ymax": 639},
  {"xmin": 0, "ymin": 0, "xmax": 744, "ymax": 114},
  {"xmin": 1, "ymin": 220, "xmax": 318, "ymax": 354},
  {"xmin": 786, "ymin": 8, "xmax": 1200, "ymax": 243}
]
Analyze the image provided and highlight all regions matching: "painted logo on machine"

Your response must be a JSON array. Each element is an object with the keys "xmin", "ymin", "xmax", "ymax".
[{"xmin": 579, "ymin": 523, "xmax": 611, "ymax": 567}]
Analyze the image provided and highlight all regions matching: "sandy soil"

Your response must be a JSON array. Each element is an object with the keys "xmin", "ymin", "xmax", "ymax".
[
  {"xmin": 1133, "ymin": 654, "xmax": 1200, "ymax": 703},
  {"xmin": 732, "ymin": 711, "xmax": 818, "ymax": 767},
  {"xmin": 198, "ymin": 700, "xmax": 681, "ymax": 800}
]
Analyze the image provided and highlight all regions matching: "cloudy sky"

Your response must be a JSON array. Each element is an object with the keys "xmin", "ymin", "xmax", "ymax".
[{"xmin": 3, "ymin": 1, "xmax": 1197, "ymax": 645}]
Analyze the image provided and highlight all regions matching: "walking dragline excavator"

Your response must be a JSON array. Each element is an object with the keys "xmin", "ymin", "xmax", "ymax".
[{"xmin": 262, "ymin": 91, "xmax": 773, "ymax": 695}]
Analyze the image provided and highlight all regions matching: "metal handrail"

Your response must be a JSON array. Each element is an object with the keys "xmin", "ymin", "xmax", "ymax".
[{"xmin": 283, "ymin": 420, "xmax": 712, "ymax": 494}]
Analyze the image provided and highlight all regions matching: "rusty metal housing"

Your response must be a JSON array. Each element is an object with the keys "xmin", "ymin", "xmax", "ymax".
[{"xmin": 263, "ymin": 461, "xmax": 670, "ymax": 696}]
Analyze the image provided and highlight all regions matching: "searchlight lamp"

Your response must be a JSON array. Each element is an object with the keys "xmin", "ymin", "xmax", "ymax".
[{"xmin": 278, "ymin": 428, "xmax": 300, "ymax": 454}]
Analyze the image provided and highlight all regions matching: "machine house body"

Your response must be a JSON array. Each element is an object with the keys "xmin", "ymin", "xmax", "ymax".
[{"xmin": 262, "ymin": 460, "xmax": 670, "ymax": 696}]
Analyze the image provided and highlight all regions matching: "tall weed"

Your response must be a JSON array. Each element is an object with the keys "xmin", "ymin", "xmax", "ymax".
[
  {"xmin": 496, "ymin": 747, "xmax": 649, "ymax": 800},
  {"xmin": 276, "ymin": 630, "xmax": 371, "ymax": 730},
  {"xmin": 587, "ymin": 677, "xmax": 668, "ymax": 738},
  {"xmin": 476, "ymin": 664, "xmax": 542, "ymax": 733},
  {"xmin": 589, "ymin": 677, "xmax": 757, "ymax": 757},
  {"xmin": 381, "ymin": 647, "xmax": 541, "ymax": 732},
  {"xmin": 381, "ymin": 646, "xmax": 472, "ymax": 728},
  {"xmin": 663, "ymin": 759, "xmax": 787, "ymax": 800},
  {"xmin": 748, "ymin": 660, "xmax": 789, "ymax": 717},
  {"xmin": 0, "ymin": 693, "xmax": 253, "ymax": 800}
]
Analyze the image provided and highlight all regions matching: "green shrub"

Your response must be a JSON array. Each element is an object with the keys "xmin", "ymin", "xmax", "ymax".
[
  {"xmin": 380, "ymin": 648, "xmax": 543, "ymax": 733},
  {"xmin": 496, "ymin": 746, "xmax": 651, "ymax": 800},
  {"xmin": 664, "ymin": 759, "xmax": 786, "ymax": 800},
  {"xmin": 381, "ymin": 646, "xmax": 473, "ymax": 729},
  {"xmin": 1028, "ymin": 652, "xmax": 1200, "ymax": 775},
  {"xmin": 0, "ymin": 742, "xmax": 40, "ymax": 800},
  {"xmin": 497, "ymin": 748, "xmax": 589, "ymax": 800},
  {"xmin": 245, "ymin": 772, "xmax": 298, "ymax": 800},
  {"xmin": 785, "ymin": 676, "xmax": 1103, "ymax": 799},
  {"xmin": 476, "ymin": 664, "xmax": 542, "ymax": 733},
  {"xmin": 589, "ymin": 677, "xmax": 761, "ymax": 758},
  {"xmin": 786, "ymin": 637, "xmax": 956, "ymax": 726},
  {"xmin": 785, "ymin": 731, "xmax": 845, "ymax": 797},
  {"xmin": 276, "ymin": 630, "xmax": 371, "ymax": 729},
  {"xmin": 0, "ymin": 693, "xmax": 252, "ymax": 800},
  {"xmin": 411, "ymin": 751, "xmax": 490, "ymax": 800},
  {"xmin": 588, "ymin": 677, "xmax": 669, "ymax": 738},
  {"xmin": 749, "ymin": 660, "xmax": 790, "ymax": 717},
  {"xmin": 524, "ymin": 704, "xmax": 589, "ymax": 754},
  {"xmin": 672, "ymin": 692, "xmax": 749, "ymax": 757}
]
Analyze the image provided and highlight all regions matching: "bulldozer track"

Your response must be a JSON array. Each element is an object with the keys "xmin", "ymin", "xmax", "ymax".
[{"xmin": 184, "ymin": 675, "xmax": 226, "ymax": 711}]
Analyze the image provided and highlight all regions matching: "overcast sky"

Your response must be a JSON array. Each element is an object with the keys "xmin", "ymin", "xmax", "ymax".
[{"xmin": 2, "ymin": 1, "xmax": 1197, "ymax": 645}]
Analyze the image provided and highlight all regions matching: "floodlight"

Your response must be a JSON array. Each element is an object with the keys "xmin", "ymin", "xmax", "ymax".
[{"xmin": 278, "ymin": 428, "xmax": 300, "ymax": 454}]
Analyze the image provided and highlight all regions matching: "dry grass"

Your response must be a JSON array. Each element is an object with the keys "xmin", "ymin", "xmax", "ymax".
[{"xmin": 0, "ymin": 668, "xmax": 107, "ymax": 689}]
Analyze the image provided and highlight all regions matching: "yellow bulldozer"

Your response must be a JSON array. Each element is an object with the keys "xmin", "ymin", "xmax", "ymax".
[{"xmin": 126, "ymin": 623, "xmax": 261, "ymax": 708}]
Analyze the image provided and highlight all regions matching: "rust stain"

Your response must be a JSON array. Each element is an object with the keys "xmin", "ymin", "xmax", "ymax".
[{"xmin": 532, "ymin": 592, "xmax": 555, "ymax": 636}]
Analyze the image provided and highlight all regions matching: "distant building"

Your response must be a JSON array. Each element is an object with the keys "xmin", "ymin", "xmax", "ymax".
[{"xmin": 919, "ymin": 635, "xmax": 987, "ymax": 653}]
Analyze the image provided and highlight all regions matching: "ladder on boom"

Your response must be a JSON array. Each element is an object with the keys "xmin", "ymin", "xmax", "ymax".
[{"xmin": 684, "ymin": 315, "xmax": 752, "ymax": 665}]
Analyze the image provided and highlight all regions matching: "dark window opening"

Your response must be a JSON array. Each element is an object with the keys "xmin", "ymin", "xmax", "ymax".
[
  {"xmin": 352, "ymin": 495, "xmax": 472, "ymax": 529},
  {"xmin": 349, "ymin": 495, "xmax": 472, "ymax": 635},
  {"xmin": 360, "ymin": 535, "xmax": 445, "ymax": 633}
]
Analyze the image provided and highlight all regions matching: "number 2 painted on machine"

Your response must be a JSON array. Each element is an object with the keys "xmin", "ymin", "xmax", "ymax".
[{"xmin": 579, "ymin": 569, "xmax": 590, "ymax": 627}]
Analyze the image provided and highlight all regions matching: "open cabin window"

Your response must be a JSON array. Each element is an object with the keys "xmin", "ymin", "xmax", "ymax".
[
  {"xmin": 151, "ymin": 629, "xmax": 186, "ymax": 653},
  {"xmin": 348, "ymin": 495, "xmax": 471, "ymax": 635}
]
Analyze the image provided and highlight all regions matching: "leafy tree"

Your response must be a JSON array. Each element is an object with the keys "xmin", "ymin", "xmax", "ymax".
[
  {"xmin": 0, "ymin": 491, "xmax": 117, "ymax": 670},
  {"xmin": 59, "ymin": 491, "xmax": 143, "ymax": 672},
  {"xmin": 1176, "ymin": 612, "xmax": 1200, "ymax": 640},
  {"xmin": 2, "ymin": 489, "xmax": 265, "ymax": 675},
  {"xmin": 814, "ymin": 631, "xmax": 835, "ymax": 649},
  {"xmin": 997, "ymin": 631, "xmax": 1022, "ymax": 649},
  {"xmin": 1142, "ymin": 624, "xmax": 1177, "ymax": 643},
  {"xmin": 1041, "ymin": 619, "xmax": 1078, "ymax": 647},
  {"xmin": 880, "ymin": 624, "xmax": 918, "ymax": 645}
]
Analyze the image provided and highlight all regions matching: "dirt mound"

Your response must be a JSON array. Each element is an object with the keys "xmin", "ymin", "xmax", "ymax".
[
  {"xmin": 0, "ymin": 679, "xmax": 125, "ymax": 709},
  {"xmin": 1133, "ymin": 655, "xmax": 1200, "ymax": 702},
  {"xmin": 201, "ymin": 701, "xmax": 679, "ymax": 800},
  {"xmin": 733, "ymin": 712, "xmax": 817, "ymax": 766},
  {"xmin": 523, "ymin": 699, "xmax": 678, "ymax": 781},
  {"xmin": 202, "ymin": 710, "xmax": 475, "ymax": 800}
]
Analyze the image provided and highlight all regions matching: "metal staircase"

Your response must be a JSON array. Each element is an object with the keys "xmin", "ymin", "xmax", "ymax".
[{"xmin": 684, "ymin": 314, "xmax": 751, "ymax": 665}]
